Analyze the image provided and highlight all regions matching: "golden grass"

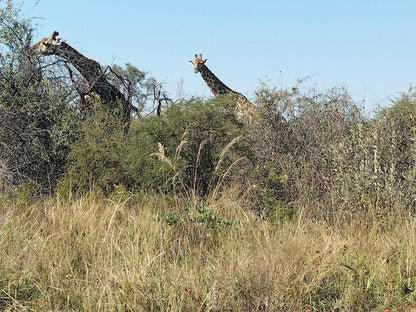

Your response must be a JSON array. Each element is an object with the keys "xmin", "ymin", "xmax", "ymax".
[{"xmin": 1, "ymin": 191, "xmax": 416, "ymax": 311}]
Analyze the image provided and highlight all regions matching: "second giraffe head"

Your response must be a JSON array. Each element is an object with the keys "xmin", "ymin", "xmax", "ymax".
[
  {"xmin": 31, "ymin": 31, "xmax": 65, "ymax": 55},
  {"xmin": 189, "ymin": 54, "xmax": 208, "ymax": 73}
]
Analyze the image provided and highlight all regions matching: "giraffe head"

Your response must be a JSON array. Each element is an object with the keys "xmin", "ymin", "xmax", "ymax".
[
  {"xmin": 189, "ymin": 54, "xmax": 208, "ymax": 73},
  {"xmin": 31, "ymin": 31, "xmax": 65, "ymax": 55}
]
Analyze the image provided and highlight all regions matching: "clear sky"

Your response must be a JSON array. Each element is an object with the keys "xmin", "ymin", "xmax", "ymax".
[{"xmin": 12, "ymin": 0, "xmax": 416, "ymax": 111}]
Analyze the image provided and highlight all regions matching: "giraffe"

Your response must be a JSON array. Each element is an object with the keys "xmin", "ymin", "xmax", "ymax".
[
  {"xmin": 77, "ymin": 81, "xmax": 101, "ymax": 113},
  {"xmin": 189, "ymin": 54, "xmax": 256, "ymax": 123},
  {"xmin": 31, "ymin": 31, "xmax": 131, "ymax": 131}
]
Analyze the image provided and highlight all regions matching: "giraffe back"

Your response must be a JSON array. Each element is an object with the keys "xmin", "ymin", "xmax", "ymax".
[{"xmin": 234, "ymin": 92, "xmax": 256, "ymax": 124}]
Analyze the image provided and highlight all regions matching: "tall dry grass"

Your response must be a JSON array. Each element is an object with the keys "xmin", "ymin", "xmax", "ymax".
[{"xmin": 1, "ymin": 190, "xmax": 416, "ymax": 311}]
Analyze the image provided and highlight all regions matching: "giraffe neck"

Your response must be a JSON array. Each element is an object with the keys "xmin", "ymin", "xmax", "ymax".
[
  {"xmin": 53, "ymin": 41, "xmax": 130, "ymax": 127},
  {"xmin": 55, "ymin": 41, "xmax": 103, "ymax": 83},
  {"xmin": 199, "ymin": 63, "xmax": 256, "ymax": 123},
  {"xmin": 198, "ymin": 64, "xmax": 234, "ymax": 96},
  {"xmin": 53, "ymin": 41, "xmax": 121, "ymax": 103}
]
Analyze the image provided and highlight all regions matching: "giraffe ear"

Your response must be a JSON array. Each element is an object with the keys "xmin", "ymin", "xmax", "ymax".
[
  {"xmin": 203, "ymin": 58, "xmax": 209, "ymax": 65},
  {"xmin": 188, "ymin": 60, "xmax": 194, "ymax": 66},
  {"xmin": 51, "ymin": 38, "xmax": 65, "ymax": 46}
]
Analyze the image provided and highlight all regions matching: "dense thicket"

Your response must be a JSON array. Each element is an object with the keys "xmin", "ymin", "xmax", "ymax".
[
  {"xmin": 58, "ymin": 83, "xmax": 416, "ymax": 222},
  {"xmin": 254, "ymin": 86, "xmax": 416, "ymax": 220},
  {"xmin": 4, "ymin": 2, "xmax": 416, "ymax": 311},
  {"xmin": 0, "ymin": 4, "xmax": 162, "ymax": 193},
  {"xmin": 1, "ymin": 3, "xmax": 416, "ymax": 223},
  {"xmin": 0, "ymin": 6, "xmax": 78, "ymax": 193}
]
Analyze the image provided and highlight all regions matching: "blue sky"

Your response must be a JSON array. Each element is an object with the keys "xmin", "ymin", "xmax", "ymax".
[{"xmin": 13, "ymin": 0, "xmax": 416, "ymax": 111}]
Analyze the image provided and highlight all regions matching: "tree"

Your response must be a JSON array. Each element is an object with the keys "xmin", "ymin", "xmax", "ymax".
[{"xmin": 0, "ymin": 2, "xmax": 79, "ymax": 193}]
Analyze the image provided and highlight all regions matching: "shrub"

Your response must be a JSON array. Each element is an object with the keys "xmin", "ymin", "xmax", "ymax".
[
  {"xmin": 135, "ymin": 95, "xmax": 250, "ymax": 196},
  {"xmin": 62, "ymin": 96, "xmax": 251, "ymax": 196},
  {"xmin": 252, "ymin": 84, "xmax": 416, "ymax": 220},
  {"xmin": 253, "ymin": 85, "xmax": 366, "ymax": 219},
  {"xmin": 61, "ymin": 108, "xmax": 127, "ymax": 194},
  {"xmin": 0, "ymin": 4, "xmax": 80, "ymax": 193}
]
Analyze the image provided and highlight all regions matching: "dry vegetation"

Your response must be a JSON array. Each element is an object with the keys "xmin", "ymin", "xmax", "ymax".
[
  {"xmin": 3, "ymin": 3, "xmax": 416, "ymax": 311},
  {"xmin": 1, "ymin": 189, "xmax": 416, "ymax": 311}
]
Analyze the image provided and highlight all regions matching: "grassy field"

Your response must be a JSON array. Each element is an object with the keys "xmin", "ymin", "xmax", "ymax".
[
  {"xmin": 1, "ymin": 190, "xmax": 416, "ymax": 312},
  {"xmin": 3, "ymin": 3, "xmax": 416, "ymax": 311}
]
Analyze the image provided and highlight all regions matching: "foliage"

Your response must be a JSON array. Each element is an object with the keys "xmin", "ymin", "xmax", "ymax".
[
  {"xmin": 252, "ymin": 84, "xmax": 416, "ymax": 220},
  {"xmin": 59, "ymin": 108, "xmax": 127, "ymax": 194},
  {"xmin": 137, "ymin": 95, "xmax": 249, "ymax": 195},
  {"xmin": 62, "ymin": 96, "xmax": 249, "ymax": 195},
  {"xmin": 156, "ymin": 200, "xmax": 237, "ymax": 227},
  {"xmin": 0, "ymin": 3, "xmax": 79, "ymax": 193},
  {"xmin": 109, "ymin": 63, "xmax": 171, "ymax": 114},
  {"xmin": 4, "ymin": 1, "xmax": 416, "ymax": 310},
  {"xmin": 0, "ymin": 1, "xmax": 168, "ymax": 194}
]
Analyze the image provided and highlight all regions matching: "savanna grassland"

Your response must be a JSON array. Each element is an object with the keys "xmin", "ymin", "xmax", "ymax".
[
  {"xmin": 2, "ymin": 88, "xmax": 416, "ymax": 311},
  {"xmin": 2, "ymin": 3, "xmax": 416, "ymax": 312},
  {"xmin": 0, "ymin": 187, "xmax": 416, "ymax": 312}
]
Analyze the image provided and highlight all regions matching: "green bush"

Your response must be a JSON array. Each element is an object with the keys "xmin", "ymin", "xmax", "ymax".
[
  {"xmin": 62, "ymin": 96, "xmax": 251, "ymax": 195},
  {"xmin": 134, "ymin": 95, "xmax": 249, "ymax": 195},
  {"xmin": 61, "ymin": 108, "xmax": 127, "ymax": 194}
]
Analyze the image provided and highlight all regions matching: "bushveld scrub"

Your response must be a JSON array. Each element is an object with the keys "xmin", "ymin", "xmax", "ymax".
[
  {"xmin": 0, "ymin": 14, "xmax": 79, "ymax": 193},
  {"xmin": 3, "ymin": 2, "xmax": 416, "ymax": 311},
  {"xmin": 3, "ymin": 65, "xmax": 416, "ymax": 312},
  {"xmin": 62, "ymin": 96, "xmax": 248, "ymax": 196},
  {"xmin": 1, "ymin": 190, "xmax": 416, "ymax": 311}
]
